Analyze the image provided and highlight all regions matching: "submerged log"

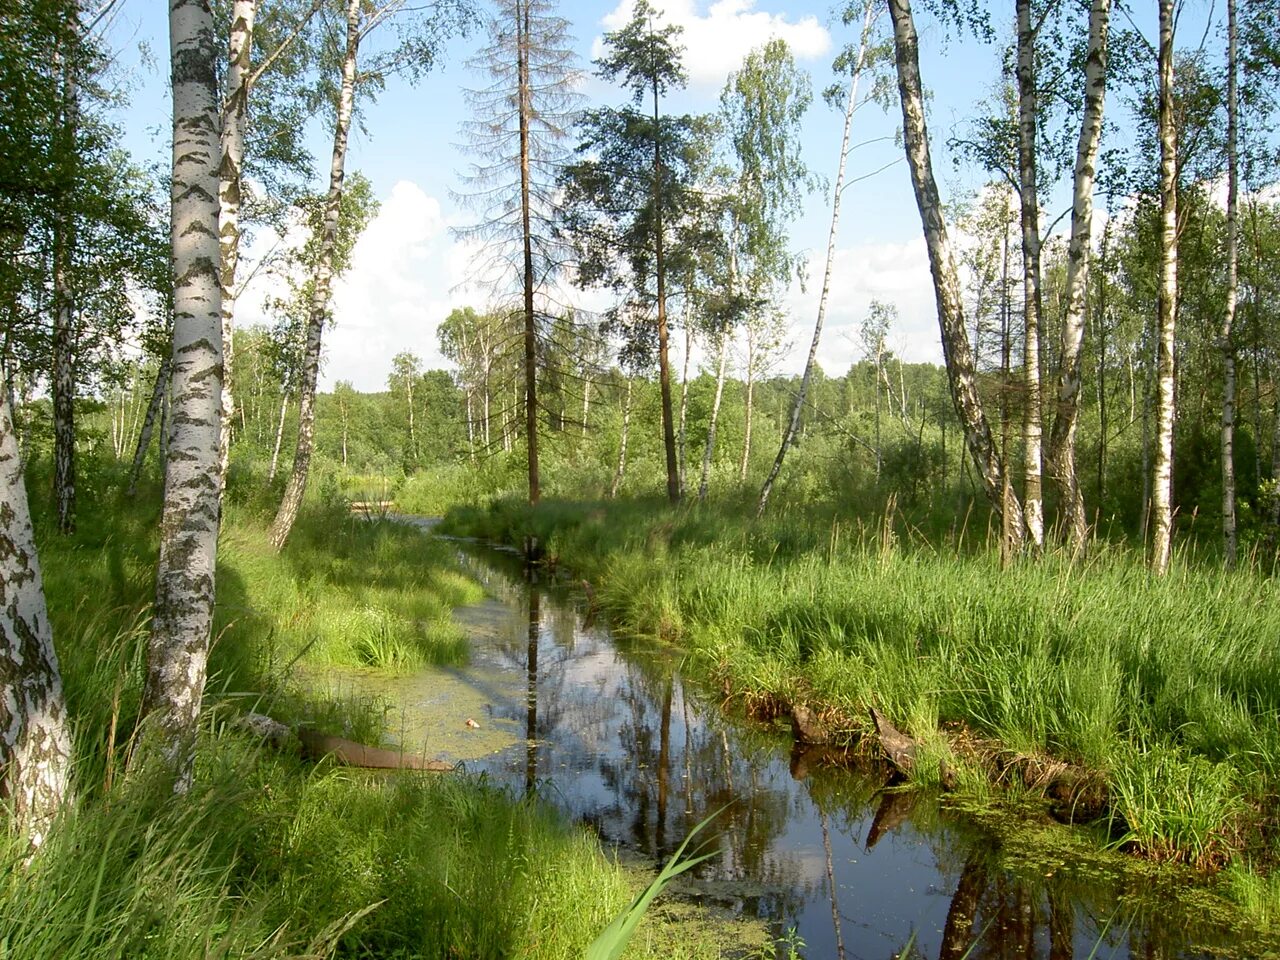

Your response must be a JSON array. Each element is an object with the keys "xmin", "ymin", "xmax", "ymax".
[
  {"xmin": 790, "ymin": 703, "xmax": 833, "ymax": 745},
  {"xmin": 238, "ymin": 712, "xmax": 455, "ymax": 772},
  {"xmin": 870, "ymin": 707, "xmax": 956, "ymax": 789}
]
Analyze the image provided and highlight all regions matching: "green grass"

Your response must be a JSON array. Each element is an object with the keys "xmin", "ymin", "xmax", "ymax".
[{"xmin": 441, "ymin": 496, "xmax": 1280, "ymax": 879}]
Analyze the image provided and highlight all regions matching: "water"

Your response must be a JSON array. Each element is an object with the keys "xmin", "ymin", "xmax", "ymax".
[{"xmin": 382, "ymin": 531, "xmax": 1266, "ymax": 959}]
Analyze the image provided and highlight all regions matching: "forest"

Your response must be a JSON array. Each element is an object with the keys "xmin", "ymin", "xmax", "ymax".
[{"xmin": 2, "ymin": 0, "xmax": 1280, "ymax": 955}]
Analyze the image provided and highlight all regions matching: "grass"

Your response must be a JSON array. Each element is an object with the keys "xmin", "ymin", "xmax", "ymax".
[
  {"xmin": 9, "ymin": 467, "xmax": 776, "ymax": 960},
  {"xmin": 440, "ymin": 495, "xmax": 1280, "ymax": 882}
]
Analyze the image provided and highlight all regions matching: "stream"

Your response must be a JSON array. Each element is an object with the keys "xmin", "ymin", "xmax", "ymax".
[{"xmin": 318, "ymin": 523, "xmax": 1271, "ymax": 959}]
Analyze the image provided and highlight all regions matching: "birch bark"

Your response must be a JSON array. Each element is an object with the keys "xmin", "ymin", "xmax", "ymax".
[
  {"xmin": 887, "ymin": 0, "xmax": 1023, "ymax": 545},
  {"xmin": 611, "ymin": 376, "xmax": 633, "ymax": 498},
  {"xmin": 126, "ymin": 354, "xmax": 171, "ymax": 497},
  {"xmin": 1221, "ymin": 0, "xmax": 1239, "ymax": 567},
  {"xmin": 268, "ymin": 0, "xmax": 359, "ymax": 548},
  {"xmin": 0, "ymin": 384, "xmax": 73, "ymax": 852},
  {"xmin": 1151, "ymin": 0, "xmax": 1178, "ymax": 575},
  {"xmin": 698, "ymin": 332, "xmax": 729, "ymax": 501},
  {"xmin": 1015, "ymin": 0, "xmax": 1043, "ymax": 549},
  {"xmin": 139, "ymin": 0, "xmax": 224, "ymax": 788},
  {"xmin": 1047, "ymin": 0, "xmax": 1110, "ymax": 554},
  {"xmin": 217, "ymin": 0, "xmax": 257, "ymax": 495},
  {"xmin": 52, "ymin": 39, "xmax": 79, "ymax": 536},
  {"xmin": 757, "ymin": 0, "xmax": 875, "ymax": 516}
]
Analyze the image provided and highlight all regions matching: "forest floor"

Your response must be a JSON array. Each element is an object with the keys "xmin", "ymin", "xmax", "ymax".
[
  {"xmin": 440, "ymin": 494, "xmax": 1280, "ymax": 926},
  {"xmin": 1, "ymin": 479, "xmax": 776, "ymax": 960}
]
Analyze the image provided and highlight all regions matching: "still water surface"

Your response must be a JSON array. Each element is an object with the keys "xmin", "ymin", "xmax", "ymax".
[{"xmin": 370, "ymin": 529, "xmax": 1269, "ymax": 959}]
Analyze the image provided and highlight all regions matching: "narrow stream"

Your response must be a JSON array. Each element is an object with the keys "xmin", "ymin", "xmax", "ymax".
[{"xmin": 353, "ymin": 527, "xmax": 1269, "ymax": 958}]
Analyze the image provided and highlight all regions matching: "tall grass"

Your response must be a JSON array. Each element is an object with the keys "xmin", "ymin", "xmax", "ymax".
[{"xmin": 442, "ymin": 497, "xmax": 1280, "ymax": 874}]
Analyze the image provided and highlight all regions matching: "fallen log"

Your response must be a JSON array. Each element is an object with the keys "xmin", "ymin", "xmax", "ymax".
[{"xmin": 238, "ymin": 712, "xmax": 455, "ymax": 772}]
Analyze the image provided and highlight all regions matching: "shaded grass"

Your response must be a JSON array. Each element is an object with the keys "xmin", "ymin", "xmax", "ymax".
[
  {"xmin": 14, "ymin": 479, "xmax": 766, "ymax": 959},
  {"xmin": 442, "ymin": 496, "xmax": 1280, "ymax": 875}
]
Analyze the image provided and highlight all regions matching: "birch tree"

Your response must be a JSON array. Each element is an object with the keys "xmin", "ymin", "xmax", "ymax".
[
  {"xmin": 0, "ymin": 382, "xmax": 73, "ymax": 851},
  {"xmin": 1220, "ymin": 0, "xmax": 1240, "ymax": 567},
  {"xmin": 1151, "ymin": 0, "xmax": 1178, "ymax": 574},
  {"xmin": 758, "ymin": 0, "xmax": 882, "ymax": 515},
  {"xmin": 139, "ymin": 0, "xmax": 224, "ymax": 786},
  {"xmin": 886, "ymin": 0, "xmax": 1024, "ymax": 545},
  {"xmin": 1046, "ymin": 0, "xmax": 1111, "ymax": 554},
  {"xmin": 268, "ymin": 0, "xmax": 469, "ymax": 547}
]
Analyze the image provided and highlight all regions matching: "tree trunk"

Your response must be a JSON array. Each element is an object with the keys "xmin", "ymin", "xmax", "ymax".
[
  {"xmin": 610, "ymin": 377, "xmax": 632, "ymax": 499},
  {"xmin": 269, "ymin": 388, "xmax": 288, "ymax": 482},
  {"xmin": 52, "ymin": 43, "xmax": 79, "ymax": 536},
  {"xmin": 1151, "ymin": 0, "xmax": 1178, "ymax": 575},
  {"xmin": 699, "ymin": 332, "xmax": 729, "ymax": 501},
  {"xmin": 1221, "ymin": 0, "xmax": 1239, "ymax": 568},
  {"xmin": 218, "ymin": 0, "xmax": 256, "ymax": 496},
  {"xmin": 517, "ymin": 0, "xmax": 539, "ymax": 504},
  {"xmin": 652, "ymin": 74, "xmax": 679, "ymax": 504},
  {"xmin": 677, "ymin": 315, "xmax": 692, "ymax": 495},
  {"xmin": 1015, "ymin": 0, "xmax": 1044, "ymax": 550},
  {"xmin": 757, "ymin": 0, "xmax": 875, "ymax": 516},
  {"xmin": 739, "ymin": 325, "xmax": 754, "ymax": 481},
  {"xmin": 886, "ymin": 0, "xmax": 1023, "ymax": 546},
  {"xmin": 268, "ymin": 0, "xmax": 359, "ymax": 549},
  {"xmin": 0, "ymin": 384, "xmax": 74, "ymax": 852},
  {"xmin": 140, "ymin": 0, "xmax": 224, "ymax": 789},
  {"xmin": 127, "ymin": 354, "xmax": 172, "ymax": 497},
  {"xmin": 1047, "ymin": 0, "xmax": 1110, "ymax": 554}
]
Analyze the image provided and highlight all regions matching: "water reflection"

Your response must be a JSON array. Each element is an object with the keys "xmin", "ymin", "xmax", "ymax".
[{"xmin": 450, "ymin": 546, "xmax": 1244, "ymax": 959}]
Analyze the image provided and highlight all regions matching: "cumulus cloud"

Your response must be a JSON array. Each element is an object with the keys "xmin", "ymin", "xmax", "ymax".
[
  {"xmin": 781, "ymin": 236, "xmax": 942, "ymax": 376},
  {"xmin": 594, "ymin": 0, "xmax": 830, "ymax": 89}
]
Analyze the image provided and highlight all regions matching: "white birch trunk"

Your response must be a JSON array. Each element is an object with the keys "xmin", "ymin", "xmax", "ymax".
[
  {"xmin": 52, "ymin": 42, "xmax": 79, "ymax": 536},
  {"xmin": 217, "ymin": 0, "xmax": 257, "ymax": 495},
  {"xmin": 127, "ymin": 354, "xmax": 171, "ymax": 497},
  {"xmin": 1015, "ymin": 0, "xmax": 1044, "ymax": 549},
  {"xmin": 757, "ymin": 0, "xmax": 876, "ymax": 516},
  {"xmin": 0, "ymin": 383, "xmax": 74, "ymax": 852},
  {"xmin": 140, "ymin": 0, "xmax": 224, "ymax": 788},
  {"xmin": 739, "ymin": 325, "xmax": 754, "ymax": 482},
  {"xmin": 1047, "ymin": 0, "xmax": 1110, "ymax": 554},
  {"xmin": 677, "ymin": 311, "xmax": 692, "ymax": 495},
  {"xmin": 699, "ymin": 332, "xmax": 730, "ymax": 501},
  {"xmin": 268, "ymin": 388, "xmax": 288, "ymax": 482},
  {"xmin": 1221, "ymin": 0, "xmax": 1239, "ymax": 567},
  {"xmin": 886, "ymin": 0, "xmax": 1023, "ymax": 546},
  {"xmin": 1151, "ymin": 0, "xmax": 1178, "ymax": 575},
  {"xmin": 611, "ymin": 377, "xmax": 632, "ymax": 499},
  {"xmin": 268, "ymin": 0, "xmax": 359, "ymax": 549}
]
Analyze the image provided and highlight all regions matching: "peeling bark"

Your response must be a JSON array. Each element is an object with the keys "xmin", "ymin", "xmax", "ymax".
[
  {"xmin": 1151, "ymin": 0, "xmax": 1177, "ymax": 575},
  {"xmin": 139, "ymin": 0, "xmax": 224, "ymax": 788},
  {"xmin": 0, "ymin": 382, "xmax": 74, "ymax": 851},
  {"xmin": 217, "ymin": 0, "xmax": 258, "ymax": 496}
]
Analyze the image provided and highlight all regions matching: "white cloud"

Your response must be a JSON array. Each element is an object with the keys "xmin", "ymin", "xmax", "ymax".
[
  {"xmin": 594, "ymin": 0, "xmax": 831, "ymax": 89},
  {"xmin": 781, "ymin": 236, "xmax": 942, "ymax": 376},
  {"xmin": 319, "ymin": 180, "xmax": 462, "ymax": 391}
]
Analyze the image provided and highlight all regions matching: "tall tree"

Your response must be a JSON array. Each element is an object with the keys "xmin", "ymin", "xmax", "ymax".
[
  {"xmin": 1014, "ymin": 0, "xmax": 1045, "ymax": 549},
  {"xmin": 1221, "ymin": 0, "xmax": 1241, "ymax": 567},
  {"xmin": 758, "ymin": 0, "xmax": 882, "ymax": 515},
  {"xmin": 0, "ymin": 380, "xmax": 73, "ymax": 851},
  {"xmin": 457, "ymin": 0, "xmax": 581, "ymax": 503},
  {"xmin": 268, "ymin": 0, "xmax": 469, "ymax": 547},
  {"xmin": 1046, "ymin": 0, "xmax": 1111, "ymax": 554},
  {"xmin": 886, "ymin": 0, "xmax": 1024, "ymax": 545},
  {"xmin": 592, "ymin": 0, "xmax": 687, "ymax": 503},
  {"xmin": 139, "ymin": 0, "xmax": 225, "ymax": 787},
  {"xmin": 1151, "ymin": 0, "xmax": 1178, "ymax": 574}
]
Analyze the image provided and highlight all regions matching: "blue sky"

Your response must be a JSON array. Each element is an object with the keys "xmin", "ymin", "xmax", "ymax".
[{"xmin": 100, "ymin": 0, "xmax": 1190, "ymax": 392}]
